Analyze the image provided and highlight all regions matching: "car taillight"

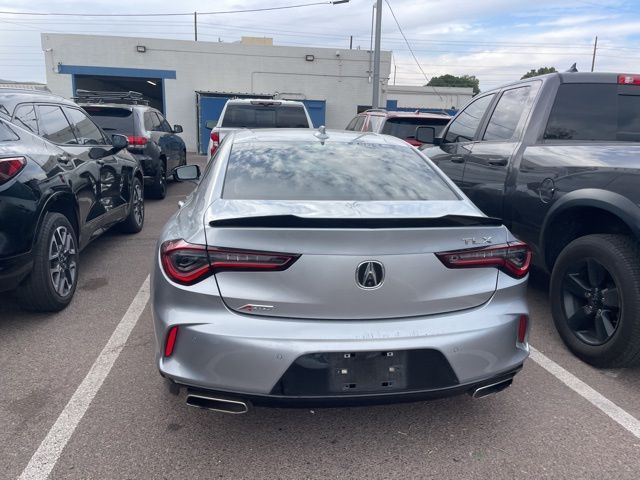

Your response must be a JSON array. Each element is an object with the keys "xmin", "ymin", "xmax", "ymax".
[
  {"xmin": 160, "ymin": 239, "xmax": 300, "ymax": 285},
  {"xmin": 517, "ymin": 314, "xmax": 528, "ymax": 344},
  {"xmin": 127, "ymin": 135, "xmax": 148, "ymax": 147},
  {"xmin": 435, "ymin": 241, "xmax": 532, "ymax": 279},
  {"xmin": 210, "ymin": 131, "xmax": 220, "ymax": 156},
  {"xmin": 0, "ymin": 156, "xmax": 26, "ymax": 185},
  {"xmin": 164, "ymin": 325, "xmax": 179, "ymax": 357},
  {"xmin": 618, "ymin": 74, "xmax": 640, "ymax": 85}
]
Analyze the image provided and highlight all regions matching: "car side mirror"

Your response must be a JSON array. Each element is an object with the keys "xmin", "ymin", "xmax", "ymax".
[
  {"xmin": 205, "ymin": 120, "xmax": 217, "ymax": 130},
  {"xmin": 111, "ymin": 134, "xmax": 129, "ymax": 151},
  {"xmin": 173, "ymin": 164, "xmax": 200, "ymax": 182},
  {"xmin": 415, "ymin": 126, "xmax": 435, "ymax": 144},
  {"xmin": 173, "ymin": 124, "xmax": 183, "ymax": 134}
]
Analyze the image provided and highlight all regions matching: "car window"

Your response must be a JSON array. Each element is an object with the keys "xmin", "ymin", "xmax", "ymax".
[
  {"xmin": 144, "ymin": 111, "xmax": 161, "ymax": 131},
  {"xmin": 38, "ymin": 105, "xmax": 77, "ymax": 145},
  {"xmin": 368, "ymin": 115, "xmax": 384, "ymax": 132},
  {"xmin": 63, "ymin": 107, "xmax": 106, "ymax": 145},
  {"xmin": 483, "ymin": 86, "xmax": 535, "ymax": 142},
  {"xmin": 13, "ymin": 104, "xmax": 38, "ymax": 134},
  {"xmin": 444, "ymin": 94, "xmax": 495, "ymax": 143},
  {"xmin": 83, "ymin": 106, "xmax": 135, "ymax": 135},
  {"xmin": 0, "ymin": 120, "xmax": 19, "ymax": 141},
  {"xmin": 352, "ymin": 116, "xmax": 365, "ymax": 132},
  {"xmin": 223, "ymin": 141, "xmax": 458, "ymax": 201},
  {"xmin": 382, "ymin": 117, "xmax": 450, "ymax": 140},
  {"xmin": 221, "ymin": 104, "xmax": 310, "ymax": 128},
  {"xmin": 345, "ymin": 116, "xmax": 359, "ymax": 130},
  {"xmin": 544, "ymin": 83, "xmax": 640, "ymax": 141},
  {"xmin": 155, "ymin": 112, "xmax": 173, "ymax": 133}
]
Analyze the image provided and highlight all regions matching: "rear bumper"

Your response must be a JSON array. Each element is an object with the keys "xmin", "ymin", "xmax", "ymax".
[
  {"xmin": 153, "ymin": 267, "xmax": 530, "ymax": 402},
  {"xmin": 0, "ymin": 251, "xmax": 33, "ymax": 292}
]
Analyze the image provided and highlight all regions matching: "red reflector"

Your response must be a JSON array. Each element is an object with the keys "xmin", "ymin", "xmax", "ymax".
[
  {"xmin": 160, "ymin": 239, "xmax": 300, "ymax": 285},
  {"xmin": 517, "ymin": 315, "xmax": 528, "ymax": 343},
  {"xmin": 164, "ymin": 326, "xmax": 178, "ymax": 357},
  {"xmin": 0, "ymin": 156, "xmax": 26, "ymax": 185},
  {"xmin": 618, "ymin": 74, "xmax": 640, "ymax": 85},
  {"xmin": 435, "ymin": 241, "xmax": 532, "ymax": 279},
  {"xmin": 127, "ymin": 135, "xmax": 148, "ymax": 146},
  {"xmin": 210, "ymin": 131, "xmax": 220, "ymax": 156}
]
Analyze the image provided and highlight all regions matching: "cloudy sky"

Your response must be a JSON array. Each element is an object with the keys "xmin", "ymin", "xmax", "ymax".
[{"xmin": 1, "ymin": 0, "xmax": 639, "ymax": 91}]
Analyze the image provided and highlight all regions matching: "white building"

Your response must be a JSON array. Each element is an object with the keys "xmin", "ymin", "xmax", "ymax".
[
  {"xmin": 42, "ymin": 33, "xmax": 392, "ymax": 153},
  {"xmin": 384, "ymin": 85, "xmax": 473, "ymax": 111}
]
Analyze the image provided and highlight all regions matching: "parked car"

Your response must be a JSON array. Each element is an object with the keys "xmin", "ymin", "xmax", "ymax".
[
  {"xmin": 421, "ymin": 71, "xmax": 640, "ymax": 368},
  {"xmin": 153, "ymin": 128, "xmax": 530, "ymax": 413},
  {"xmin": 77, "ymin": 90, "xmax": 186, "ymax": 199},
  {"xmin": 345, "ymin": 109, "xmax": 451, "ymax": 147},
  {"xmin": 0, "ymin": 90, "xmax": 144, "ymax": 312},
  {"xmin": 205, "ymin": 99, "xmax": 312, "ymax": 156}
]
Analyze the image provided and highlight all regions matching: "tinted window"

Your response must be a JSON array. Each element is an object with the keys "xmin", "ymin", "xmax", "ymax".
[
  {"xmin": 84, "ymin": 106, "xmax": 135, "ymax": 135},
  {"xmin": 64, "ymin": 108, "xmax": 105, "ymax": 145},
  {"xmin": 222, "ymin": 105, "xmax": 309, "ymax": 128},
  {"xmin": 368, "ymin": 115, "xmax": 384, "ymax": 132},
  {"xmin": 144, "ymin": 111, "xmax": 161, "ymax": 131},
  {"xmin": 38, "ymin": 105, "xmax": 76, "ymax": 144},
  {"xmin": 382, "ymin": 117, "xmax": 450, "ymax": 139},
  {"xmin": 0, "ymin": 120, "xmax": 19, "ymax": 141},
  {"xmin": 352, "ymin": 116, "xmax": 365, "ymax": 132},
  {"xmin": 345, "ymin": 116, "xmax": 359, "ymax": 130},
  {"xmin": 445, "ymin": 94, "xmax": 495, "ymax": 143},
  {"xmin": 545, "ymin": 84, "xmax": 640, "ymax": 141},
  {"xmin": 483, "ymin": 87, "xmax": 532, "ymax": 141},
  {"xmin": 13, "ymin": 104, "xmax": 38, "ymax": 134},
  {"xmin": 155, "ymin": 112, "xmax": 173, "ymax": 133},
  {"xmin": 223, "ymin": 141, "xmax": 458, "ymax": 201}
]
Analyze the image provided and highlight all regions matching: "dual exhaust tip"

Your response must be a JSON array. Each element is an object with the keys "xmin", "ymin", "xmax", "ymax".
[{"xmin": 184, "ymin": 377, "xmax": 514, "ymax": 414}]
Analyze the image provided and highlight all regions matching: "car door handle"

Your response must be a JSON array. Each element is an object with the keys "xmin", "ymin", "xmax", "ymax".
[
  {"xmin": 487, "ymin": 158, "xmax": 508, "ymax": 166},
  {"xmin": 451, "ymin": 155, "xmax": 465, "ymax": 163},
  {"xmin": 58, "ymin": 153, "xmax": 71, "ymax": 164},
  {"xmin": 96, "ymin": 159, "xmax": 105, "ymax": 166}
]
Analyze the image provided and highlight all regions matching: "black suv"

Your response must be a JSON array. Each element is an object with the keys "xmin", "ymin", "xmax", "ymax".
[
  {"xmin": 0, "ymin": 89, "xmax": 144, "ymax": 312},
  {"xmin": 422, "ymin": 72, "xmax": 640, "ymax": 367},
  {"xmin": 77, "ymin": 91, "xmax": 186, "ymax": 199}
]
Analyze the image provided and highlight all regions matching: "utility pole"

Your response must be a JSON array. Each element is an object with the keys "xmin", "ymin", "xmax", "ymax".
[
  {"xmin": 194, "ymin": 12, "xmax": 198, "ymax": 41},
  {"xmin": 349, "ymin": 36, "xmax": 353, "ymax": 49},
  {"xmin": 372, "ymin": 0, "xmax": 383, "ymax": 108},
  {"xmin": 393, "ymin": 64, "xmax": 397, "ymax": 85},
  {"xmin": 591, "ymin": 36, "xmax": 598, "ymax": 72}
]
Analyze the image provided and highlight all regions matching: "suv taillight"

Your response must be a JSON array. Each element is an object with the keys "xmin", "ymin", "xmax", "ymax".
[
  {"xmin": 210, "ymin": 132, "xmax": 220, "ymax": 156},
  {"xmin": 618, "ymin": 74, "xmax": 640, "ymax": 85},
  {"xmin": 127, "ymin": 135, "xmax": 148, "ymax": 147},
  {"xmin": 0, "ymin": 156, "xmax": 26, "ymax": 185},
  {"xmin": 160, "ymin": 239, "xmax": 300, "ymax": 285},
  {"xmin": 435, "ymin": 241, "xmax": 532, "ymax": 279}
]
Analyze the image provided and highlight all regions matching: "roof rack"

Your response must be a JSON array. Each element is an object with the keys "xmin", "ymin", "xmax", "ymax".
[
  {"xmin": 73, "ymin": 89, "xmax": 149, "ymax": 105},
  {"xmin": 363, "ymin": 108, "xmax": 387, "ymax": 113}
]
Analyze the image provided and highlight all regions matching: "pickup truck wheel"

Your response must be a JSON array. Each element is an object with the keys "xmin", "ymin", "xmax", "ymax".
[
  {"xmin": 17, "ymin": 213, "xmax": 78, "ymax": 312},
  {"xmin": 550, "ymin": 234, "xmax": 640, "ymax": 367}
]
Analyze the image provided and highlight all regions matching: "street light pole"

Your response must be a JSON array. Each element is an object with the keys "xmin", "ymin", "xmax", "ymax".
[{"xmin": 372, "ymin": 0, "xmax": 383, "ymax": 108}]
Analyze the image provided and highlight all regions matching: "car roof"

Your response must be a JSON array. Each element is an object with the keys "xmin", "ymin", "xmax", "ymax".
[
  {"xmin": 362, "ymin": 110, "xmax": 451, "ymax": 119},
  {"xmin": 79, "ymin": 103, "xmax": 150, "ymax": 111},
  {"xmin": 481, "ymin": 71, "xmax": 623, "ymax": 95},
  {"xmin": 0, "ymin": 88, "xmax": 78, "ymax": 116},
  {"xmin": 231, "ymin": 128, "xmax": 411, "ymax": 146},
  {"xmin": 225, "ymin": 98, "xmax": 306, "ymax": 106}
]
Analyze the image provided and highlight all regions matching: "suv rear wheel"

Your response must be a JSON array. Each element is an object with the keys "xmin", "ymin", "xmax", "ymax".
[
  {"xmin": 18, "ymin": 213, "xmax": 78, "ymax": 312},
  {"xmin": 550, "ymin": 234, "xmax": 640, "ymax": 367},
  {"xmin": 148, "ymin": 164, "xmax": 166, "ymax": 199}
]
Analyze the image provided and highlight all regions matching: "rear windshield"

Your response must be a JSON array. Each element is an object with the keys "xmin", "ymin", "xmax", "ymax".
[
  {"xmin": 0, "ymin": 120, "xmax": 19, "ymax": 141},
  {"xmin": 544, "ymin": 84, "xmax": 640, "ymax": 141},
  {"xmin": 222, "ymin": 104, "xmax": 309, "ymax": 128},
  {"xmin": 222, "ymin": 141, "xmax": 458, "ymax": 201},
  {"xmin": 82, "ymin": 107, "xmax": 135, "ymax": 135},
  {"xmin": 382, "ymin": 117, "xmax": 449, "ymax": 140}
]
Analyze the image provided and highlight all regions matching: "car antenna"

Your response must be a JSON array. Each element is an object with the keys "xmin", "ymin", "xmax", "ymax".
[
  {"xmin": 566, "ymin": 63, "xmax": 578, "ymax": 73},
  {"xmin": 314, "ymin": 125, "xmax": 329, "ymax": 143}
]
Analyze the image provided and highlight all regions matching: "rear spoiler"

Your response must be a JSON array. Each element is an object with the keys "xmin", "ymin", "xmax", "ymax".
[{"xmin": 209, "ymin": 214, "xmax": 502, "ymax": 229}]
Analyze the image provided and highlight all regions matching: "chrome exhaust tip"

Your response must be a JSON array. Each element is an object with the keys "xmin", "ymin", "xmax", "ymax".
[
  {"xmin": 186, "ymin": 393, "xmax": 250, "ymax": 414},
  {"xmin": 470, "ymin": 378, "xmax": 513, "ymax": 399}
]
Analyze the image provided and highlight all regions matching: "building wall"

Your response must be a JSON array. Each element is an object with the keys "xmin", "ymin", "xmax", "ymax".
[
  {"xmin": 384, "ymin": 85, "xmax": 474, "ymax": 111},
  {"xmin": 42, "ymin": 33, "xmax": 391, "ymax": 151}
]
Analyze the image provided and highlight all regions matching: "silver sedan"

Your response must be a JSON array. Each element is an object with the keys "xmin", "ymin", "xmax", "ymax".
[{"xmin": 152, "ymin": 128, "xmax": 530, "ymax": 413}]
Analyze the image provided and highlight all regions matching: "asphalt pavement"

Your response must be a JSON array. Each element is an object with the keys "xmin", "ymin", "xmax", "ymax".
[{"xmin": 2, "ymin": 154, "xmax": 639, "ymax": 479}]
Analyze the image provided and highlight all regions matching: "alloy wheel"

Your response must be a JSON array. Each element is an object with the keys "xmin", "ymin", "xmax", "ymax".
[
  {"xmin": 561, "ymin": 258, "xmax": 621, "ymax": 345},
  {"xmin": 49, "ymin": 226, "xmax": 77, "ymax": 297},
  {"xmin": 133, "ymin": 182, "xmax": 144, "ymax": 226}
]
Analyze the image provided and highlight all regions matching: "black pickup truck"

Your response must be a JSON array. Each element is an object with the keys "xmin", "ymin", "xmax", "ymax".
[{"xmin": 422, "ymin": 72, "xmax": 640, "ymax": 368}]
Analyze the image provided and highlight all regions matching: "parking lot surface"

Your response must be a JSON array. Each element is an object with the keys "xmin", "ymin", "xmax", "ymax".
[{"xmin": 2, "ymin": 154, "xmax": 639, "ymax": 479}]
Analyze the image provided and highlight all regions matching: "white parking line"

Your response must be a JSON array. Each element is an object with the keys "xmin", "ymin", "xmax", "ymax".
[
  {"xmin": 529, "ymin": 346, "xmax": 640, "ymax": 439},
  {"xmin": 18, "ymin": 276, "xmax": 150, "ymax": 480}
]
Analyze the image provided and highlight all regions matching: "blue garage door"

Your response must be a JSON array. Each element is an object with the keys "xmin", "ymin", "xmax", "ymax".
[
  {"xmin": 198, "ymin": 95, "xmax": 229, "ymax": 155},
  {"xmin": 301, "ymin": 100, "xmax": 326, "ymax": 128}
]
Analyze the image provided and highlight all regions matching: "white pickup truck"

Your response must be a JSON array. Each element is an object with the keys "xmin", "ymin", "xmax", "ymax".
[{"xmin": 205, "ymin": 99, "xmax": 313, "ymax": 156}]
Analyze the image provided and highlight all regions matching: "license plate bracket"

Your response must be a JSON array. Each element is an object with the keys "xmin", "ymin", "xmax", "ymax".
[{"xmin": 327, "ymin": 350, "xmax": 408, "ymax": 393}]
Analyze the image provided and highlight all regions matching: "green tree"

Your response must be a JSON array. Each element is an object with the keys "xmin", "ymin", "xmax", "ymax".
[
  {"xmin": 426, "ymin": 74, "xmax": 480, "ymax": 94},
  {"xmin": 521, "ymin": 67, "xmax": 557, "ymax": 79}
]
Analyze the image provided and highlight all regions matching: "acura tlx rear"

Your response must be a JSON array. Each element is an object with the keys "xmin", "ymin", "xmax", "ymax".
[{"xmin": 152, "ymin": 129, "xmax": 530, "ymax": 413}]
